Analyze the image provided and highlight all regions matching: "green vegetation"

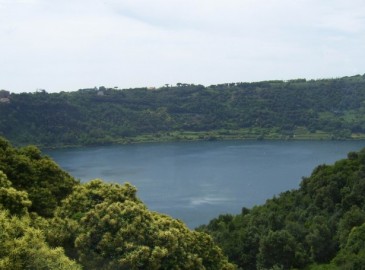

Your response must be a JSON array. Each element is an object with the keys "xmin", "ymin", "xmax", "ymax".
[
  {"xmin": 0, "ymin": 210, "xmax": 81, "ymax": 270},
  {"xmin": 1, "ymin": 74, "xmax": 365, "ymax": 147},
  {"xmin": 199, "ymin": 147, "xmax": 365, "ymax": 269},
  {"xmin": 0, "ymin": 137, "xmax": 234, "ymax": 269}
]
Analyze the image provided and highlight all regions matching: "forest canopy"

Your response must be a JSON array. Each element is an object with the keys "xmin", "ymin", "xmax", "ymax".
[{"xmin": 1, "ymin": 74, "xmax": 365, "ymax": 147}]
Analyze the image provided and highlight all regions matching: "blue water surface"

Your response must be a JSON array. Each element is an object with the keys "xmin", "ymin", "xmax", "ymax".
[{"xmin": 45, "ymin": 140, "xmax": 365, "ymax": 228}]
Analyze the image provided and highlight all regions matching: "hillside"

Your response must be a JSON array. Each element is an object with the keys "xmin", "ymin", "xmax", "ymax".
[
  {"xmin": 199, "ymin": 147, "xmax": 365, "ymax": 269},
  {"xmin": 1, "ymin": 74, "xmax": 365, "ymax": 147}
]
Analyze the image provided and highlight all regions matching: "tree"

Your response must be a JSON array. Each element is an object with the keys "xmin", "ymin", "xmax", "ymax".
[
  {"xmin": 0, "ymin": 137, "xmax": 78, "ymax": 217},
  {"xmin": 333, "ymin": 223, "xmax": 365, "ymax": 269},
  {"xmin": 338, "ymin": 206, "xmax": 365, "ymax": 248},
  {"xmin": 257, "ymin": 230, "xmax": 299, "ymax": 269},
  {"xmin": 0, "ymin": 210, "xmax": 81, "ymax": 270},
  {"xmin": 0, "ymin": 170, "xmax": 31, "ymax": 216},
  {"xmin": 51, "ymin": 180, "xmax": 235, "ymax": 269}
]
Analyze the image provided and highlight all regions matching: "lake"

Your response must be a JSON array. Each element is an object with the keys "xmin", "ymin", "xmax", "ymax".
[{"xmin": 45, "ymin": 140, "xmax": 365, "ymax": 228}]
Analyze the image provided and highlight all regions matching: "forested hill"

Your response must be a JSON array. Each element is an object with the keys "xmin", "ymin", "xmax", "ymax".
[
  {"xmin": 1, "ymin": 74, "xmax": 365, "ymax": 147},
  {"xmin": 199, "ymin": 147, "xmax": 365, "ymax": 269}
]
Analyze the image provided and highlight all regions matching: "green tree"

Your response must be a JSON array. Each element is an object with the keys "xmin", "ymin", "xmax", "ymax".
[
  {"xmin": 54, "ymin": 180, "xmax": 235, "ymax": 270},
  {"xmin": 0, "ymin": 170, "xmax": 31, "ymax": 216},
  {"xmin": 0, "ymin": 137, "xmax": 78, "ymax": 217},
  {"xmin": 337, "ymin": 206, "xmax": 365, "ymax": 248},
  {"xmin": 0, "ymin": 210, "xmax": 81, "ymax": 270},
  {"xmin": 257, "ymin": 230, "xmax": 300, "ymax": 269},
  {"xmin": 333, "ymin": 223, "xmax": 365, "ymax": 269},
  {"xmin": 306, "ymin": 216, "xmax": 337, "ymax": 263}
]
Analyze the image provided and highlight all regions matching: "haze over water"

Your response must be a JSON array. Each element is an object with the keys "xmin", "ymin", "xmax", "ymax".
[{"xmin": 45, "ymin": 140, "xmax": 365, "ymax": 228}]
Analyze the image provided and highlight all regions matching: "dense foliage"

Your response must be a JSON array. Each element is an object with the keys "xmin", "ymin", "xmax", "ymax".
[
  {"xmin": 1, "ymin": 74, "xmax": 365, "ymax": 147},
  {"xmin": 0, "ymin": 138, "xmax": 78, "ymax": 216},
  {"xmin": 0, "ymin": 210, "xmax": 82, "ymax": 270},
  {"xmin": 199, "ymin": 147, "xmax": 365, "ymax": 269},
  {"xmin": 0, "ymin": 137, "xmax": 234, "ymax": 269}
]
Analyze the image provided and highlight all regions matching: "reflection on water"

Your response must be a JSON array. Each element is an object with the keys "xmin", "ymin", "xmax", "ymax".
[
  {"xmin": 45, "ymin": 140, "xmax": 365, "ymax": 228},
  {"xmin": 189, "ymin": 196, "xmax": 234, "ymax": 206}
]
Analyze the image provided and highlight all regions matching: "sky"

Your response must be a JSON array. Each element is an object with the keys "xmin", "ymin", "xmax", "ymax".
[{"xmin": 1, "ymin": 0, "xmax": 365, "ymax": 93}]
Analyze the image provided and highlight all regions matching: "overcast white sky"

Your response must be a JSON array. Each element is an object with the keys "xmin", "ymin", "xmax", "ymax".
[{"xmin": 1, "ymin": 0, "xmax": 365, "ymax": 93}]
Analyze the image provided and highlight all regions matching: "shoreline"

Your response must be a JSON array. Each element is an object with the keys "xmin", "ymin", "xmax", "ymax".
[{"xmin": 37, "ymin": 129, "xmax": 365, "ymax": 150}]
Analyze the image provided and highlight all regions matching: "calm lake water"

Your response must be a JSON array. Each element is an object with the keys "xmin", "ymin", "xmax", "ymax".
[{"xmin": 45, "ymin": 140, "xmax": 365, "ymax": 228}]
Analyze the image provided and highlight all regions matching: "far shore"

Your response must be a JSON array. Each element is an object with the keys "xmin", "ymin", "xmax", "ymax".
[{"xmin": 36, "ymin": 128, "xmax": 365, "ymax": 150}]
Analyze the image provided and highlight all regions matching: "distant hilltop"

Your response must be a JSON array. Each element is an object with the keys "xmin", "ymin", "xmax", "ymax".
[{"xmin": 1, "ymin": 74, "xmax": 365, "ymax": 147}]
